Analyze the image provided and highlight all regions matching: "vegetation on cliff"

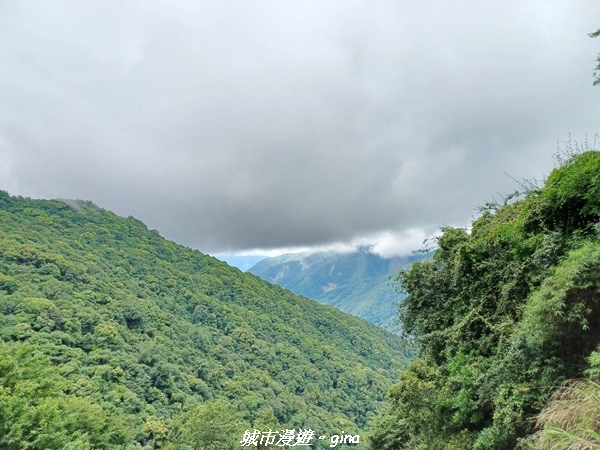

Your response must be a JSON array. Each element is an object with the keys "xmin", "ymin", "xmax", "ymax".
[{"xmin": 369, "ymin": 150, "xmax": 600, "ymax": 449}]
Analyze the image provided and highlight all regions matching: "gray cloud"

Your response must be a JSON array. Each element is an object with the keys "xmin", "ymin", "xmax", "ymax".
[{"xmin": 1, "ymin": 0, "xmax": 598, "ymax": 253}]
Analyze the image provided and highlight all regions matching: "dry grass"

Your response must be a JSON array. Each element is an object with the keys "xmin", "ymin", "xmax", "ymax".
[{"xmin": 527, "ymin": 379, "xmax": 600, "ymax": 450}]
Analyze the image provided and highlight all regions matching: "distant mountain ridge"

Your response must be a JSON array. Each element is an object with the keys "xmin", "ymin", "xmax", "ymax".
[{"xmin": 248, "ymin": 247, "xmax": 423, "ymax": 327}]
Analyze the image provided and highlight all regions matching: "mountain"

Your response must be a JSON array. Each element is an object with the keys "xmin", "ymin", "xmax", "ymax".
[
  {"xmin": 248, "ymin": 248, "xmax": 423, "ymax": 328},
  {"xmin": 0, "ymin": 192, "xmax": 409, "ymax": 449}
]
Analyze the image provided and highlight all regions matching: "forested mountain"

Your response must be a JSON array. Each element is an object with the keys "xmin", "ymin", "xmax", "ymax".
[
  {"xmin": 369, "ymin": 150, "xmax": 600, "ymax": 449},
  {"xmin": 0, "ymin": 192, "xmax": 409, "ymax": 449},
  {"xmin": 248, "ymin": 249, "xmax": 421, "ymax": 327}
]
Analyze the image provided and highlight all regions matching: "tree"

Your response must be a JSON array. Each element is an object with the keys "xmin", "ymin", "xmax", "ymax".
[
  {"xmin": 591, "ymin": 28, "xmax": 600, "ymax": 86},
  {"xmin": 167, "ymin": 399, "xmax": 248, "ymax": 450},
  {"xmin": 0, "ymin": 341, "xmax": 131, "ymax": 449}
]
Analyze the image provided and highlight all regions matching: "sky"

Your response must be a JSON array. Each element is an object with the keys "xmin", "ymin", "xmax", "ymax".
[{"xmin": 1, "ymin": 1, "xmax": 599, "ymax": 259}]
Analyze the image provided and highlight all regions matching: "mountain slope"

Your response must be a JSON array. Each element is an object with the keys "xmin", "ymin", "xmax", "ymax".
[
  {"xmin": 0, "ymin": 192, "xmax": 408, "ymax": 449},
  {"xmin": 248, "ymin": 248, "xmax": 421, "ymax": 327}
]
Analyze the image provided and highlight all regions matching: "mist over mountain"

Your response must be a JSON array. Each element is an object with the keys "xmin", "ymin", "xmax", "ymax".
[{"xmin": 248, "ymin": 248, "xmax": 424, "ymax": 328}]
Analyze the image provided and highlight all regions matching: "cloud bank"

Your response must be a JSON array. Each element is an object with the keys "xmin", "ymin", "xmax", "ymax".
[{"xmin": 1, "ymin": 0, "xmax": 598, "ymax": 254}]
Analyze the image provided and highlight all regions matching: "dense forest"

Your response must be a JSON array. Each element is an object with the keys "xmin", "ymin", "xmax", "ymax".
[
  {"xmin": 369, "ymin": 150, "xmax": 600, "ymax": 449},
  {"xmin": 0, "ymin": 192, "xmax": 410, "ymax": 449}
]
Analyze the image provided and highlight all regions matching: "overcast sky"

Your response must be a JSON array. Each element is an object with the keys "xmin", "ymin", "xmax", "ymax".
[{"xmin": 1, "ymin": 1, "xmax": 598, "ymax": 257}]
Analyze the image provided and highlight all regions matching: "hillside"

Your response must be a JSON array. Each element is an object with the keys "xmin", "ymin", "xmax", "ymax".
[
  {"xmin": 369, "ymin": 150, "xmax": 600, "ymax": 449},
  {"xmin": 249, "ymin": 249, "xmax": 421, "ymax": 327},
  {"xmin": 0, "ymin": 192, "xmax": 408, "ymax": 449}
]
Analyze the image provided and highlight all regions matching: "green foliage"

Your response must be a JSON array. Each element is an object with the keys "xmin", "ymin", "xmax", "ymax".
[
  {"xmin": 0, "ymin": 192, "xmax": 408, "ymax": 448},
  {"xmin": 0, "ymin": 341, "xmax": 133, "ymax": 449},
  {"xmin": 526, "ymin": 150, "xmax": 600, "ymax": 234},
  {"xmin": 166, "ymin": 399, "xmax": 248, "ymax": 449},
  {"xmin": 591, "ymin": 28, "xmax": 600, "ymax": 86},
  {"xmin": 370, "ymin": 151, "xmax": 600, "ymax": 449}
]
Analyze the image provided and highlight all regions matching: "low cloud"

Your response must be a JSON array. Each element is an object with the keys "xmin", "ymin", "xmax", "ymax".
[{"xmin": 1, "ymin": 1, "xmax": 598, "ymax": 255}]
